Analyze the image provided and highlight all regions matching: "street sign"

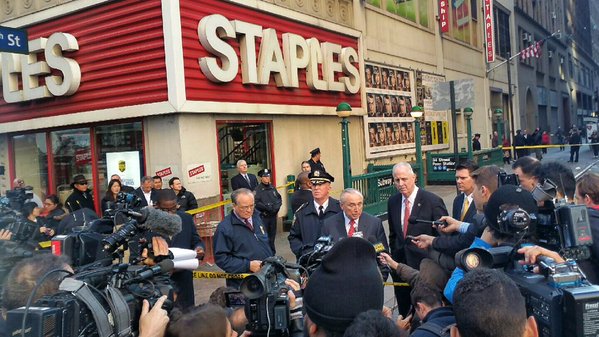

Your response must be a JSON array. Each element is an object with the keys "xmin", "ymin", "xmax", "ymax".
[{"xmin": 0, "ymin": 26, "xmax": 28, "ymax": 54}]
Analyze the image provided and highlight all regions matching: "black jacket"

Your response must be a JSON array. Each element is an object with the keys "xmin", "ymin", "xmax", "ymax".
[
  {"xmin": 288, "ymin": 197, "xmax": 342, "ymax": 259},
  {"xmin": 231, "ymin": 173, "xmax": 258, "ymax": 191},
  {"xmin": 388, "ymin": 188, "xmax": 448, "ymax": 269},
  {"xmin": 176, "ymin": 187, "xmax": 198, "ymax": 212},
  {"xmin": 321, "ymin": 212, "xmax": 388, "ymax": 250},
  {"xmin": 213, "ymin": 211, "xmax": 273, "ymax": 288},
  {"xmin": 42, "ymin": 208, "xmax": 65, "ymax": 230},
  {"xmin": 291, "ymin": 189, "xmax": 313, "ymax": 214},
  {"xmin": 411, "ymin": 307, "xmax": 455, "ymax": 337},
  {"xmin": 579, "ymin": 207, "xmax": 599, "ymax": 284},
  {"xmin": 255, "ymin": 183, "xmax": 282, "ymax": 216},
  {"xmin": 169, "ymin": 211, "xmax": 204, "ymax": 309},
  {"xmin": 133, "ymin": 187, "xmax": 157, "ymax": 208},
  {"xmin": 307, "ymin": 159, "xmax": 326, "ymax": 173},
  {"xmin": 65, "ymin": 189, "xmax": 96, "ymax": 213}
]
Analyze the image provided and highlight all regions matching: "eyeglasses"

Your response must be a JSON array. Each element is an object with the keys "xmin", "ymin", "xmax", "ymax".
[{"xmin": 76, "ymin": 181, "xmax": 88, "ymax": 185}]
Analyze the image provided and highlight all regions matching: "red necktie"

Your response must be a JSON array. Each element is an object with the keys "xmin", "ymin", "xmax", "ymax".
[
  {"xmin": 403, "ymin": 199, "xmax": 410, "ymax": 238},
  {"xmin": 244, "ymin": 219, "xmax": 253, "ymax": 231},
  {"xmin": 348, "ymin": 219, "xmax": 356, "ymax": 237}
]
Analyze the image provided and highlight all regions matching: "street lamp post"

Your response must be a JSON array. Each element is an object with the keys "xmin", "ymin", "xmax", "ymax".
[
  {"xmin": 336, "ymin": 102, "xmax": 352, "ymax": 189},
  {"xmin": 463, "ymin": 107, "xmax": 474, "ymax": 159},
  {"xmin": 411, "ymin": 106, "xmax": 424, "ymax": 187},
  {"xmin": 494, "ymin": 108, "xmax": 504, "ymax": 147}
]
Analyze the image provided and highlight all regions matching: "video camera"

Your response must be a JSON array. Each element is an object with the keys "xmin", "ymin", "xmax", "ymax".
[
  {"xmin": 0, "ymin": 188, "xmax": 39, "ymax": 242},
  {"xmin": 7, "ymin": 259, "xmax": 175, "ymax": 337},
  {"xmin": 455, "ymin": 185, "xmax": 599, "ymax": 337},
  {"xmin": 238, "ymin": 256, "xmax": 302, "ymax": 337}
]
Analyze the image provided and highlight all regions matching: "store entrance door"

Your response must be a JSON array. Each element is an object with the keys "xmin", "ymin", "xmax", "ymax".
[{"xmin": 217, "ymin": 121, "xmax": 274, "ymax": 196}]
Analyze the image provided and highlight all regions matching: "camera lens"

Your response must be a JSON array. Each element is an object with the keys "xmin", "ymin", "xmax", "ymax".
[{"xmin": 240, "ymin": 275, "xmax": 265, "ymax": 299}]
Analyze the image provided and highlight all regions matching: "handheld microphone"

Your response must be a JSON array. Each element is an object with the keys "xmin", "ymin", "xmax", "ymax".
[
  {"xmin": 409, "ymin": 217, "xmax": 447, "ymax": 227},
  {"xmin": 367, "ymin": 236, "xmax": 387, "ymax": 254},
  {"xmin": 126, "ymin": 259, "xmax": 174, "ymax": 284},
  {"xmin": 136, "ymin": 207, "xmax": 182, "ymax": 237}
]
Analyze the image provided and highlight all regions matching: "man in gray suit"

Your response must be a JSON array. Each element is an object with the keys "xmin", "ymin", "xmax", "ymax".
[{"xmin": 322, "ymin": 188, "xmax": 388, "ymax": 250}]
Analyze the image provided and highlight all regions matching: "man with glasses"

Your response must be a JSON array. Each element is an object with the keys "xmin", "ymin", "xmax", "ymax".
[
  {"xmin": 12, "ymin": 177, "xmax": 43, "ymax": 207},
  {"xmin": 65, "ymin": 174, "xmax": 96, "ymax": 213},
  {"xmin": 213, "ymin": 188, "xmax": 273, "ymax": 288},
  {"xmin": 288, "ymin": 170, "xmax": 341, "ymax": 260},
  {"xmin": 322, "ymin": 188, "xmax": 388, "ymax": 248},
  {"xmin": 154, "ymin": 189, "xmax": 204, "ymax": 308}
]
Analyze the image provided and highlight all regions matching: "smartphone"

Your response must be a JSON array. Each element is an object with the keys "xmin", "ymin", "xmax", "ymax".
[
  {"xmin": 406, "ymin": 235, "xmax": 418, "ymax": 241},
  {"xmin": 225, "ymin": 291, "xmax": 247, "ymax": 307}
]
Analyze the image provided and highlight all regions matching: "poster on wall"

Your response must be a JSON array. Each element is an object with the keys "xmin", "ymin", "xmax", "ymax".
[
  {"xmin": 187, "ymin": 162, "xmax": 213, "ymax": 184},
  {"xmin": 415, "ymin": 71, "xmax": 450, "ymax": 151},
  {"xmin": 106, "ymin": 151, "xmax": 141, "ymax": 188},
  {"xmin": 364, "ymin": 62, "xmax": 417, "ymax": 159}
]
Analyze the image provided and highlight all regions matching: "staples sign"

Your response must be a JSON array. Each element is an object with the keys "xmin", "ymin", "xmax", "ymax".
[
  {"xmin": 198, "ymin": 14, "xmax": 360, "ymax": 94},
  {"xmin": 1, "ymin": 32, "xmax": 81, "ymax": 103}
]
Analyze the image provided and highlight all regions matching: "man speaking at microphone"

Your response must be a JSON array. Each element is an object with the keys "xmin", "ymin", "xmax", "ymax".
[
  {"xmin": 154, "ymin": 189, "xmax": 204, "ymax": 309},
  {"xmin": 322, "ymin": 188, "xmax": 388, "ymax": 251},
  {"xmin": 388, "ymin": 162, "xmax": 447, "ymax": 317}
]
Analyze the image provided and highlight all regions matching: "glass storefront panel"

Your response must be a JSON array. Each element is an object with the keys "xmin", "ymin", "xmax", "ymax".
[
  {"xmin": 218, "ymin": 122, "xmax": 272, "ymax": 194},
  {"xmin": 12, "ymin": 133, "xmax": 48, "ymax": 199},
  {"xmin": 95, "ymin": 122, "xmax": 144, "ymax": 192},
  {"xmin": 50, "ymin": 128, "xmax": 93, "ymax": 208}
]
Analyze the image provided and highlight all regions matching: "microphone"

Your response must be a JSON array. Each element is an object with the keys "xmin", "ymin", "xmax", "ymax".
[
  {"xmin": 367, "ymin": 236, "xmax": 387, "ymax": 254},
  {"xmin": 126, "ymin": 259, "xmax": 175, "ymax": 284},
  {"xmin": 135, "ymin": 207, "xmax": 182, "ymax": 237},
  {"xmin": 409, "ymin": 217, "xmax": 447, "ymax": 227}
]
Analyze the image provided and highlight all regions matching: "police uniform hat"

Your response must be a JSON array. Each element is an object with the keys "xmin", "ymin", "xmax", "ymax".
[
  {"xmin": 310, "ymin": 148, "xmax": 321, "ymax": 156},
  {"xmin": 257, "ymin": 169, "xmax": 271, "ymax": 177},
  {"xmin": 309, "ymin": 170, "xmax": 334, "ymax": 184},
  {"xmin": 484, "ymin": 185, "xmax": 538, "ymax": 234}
]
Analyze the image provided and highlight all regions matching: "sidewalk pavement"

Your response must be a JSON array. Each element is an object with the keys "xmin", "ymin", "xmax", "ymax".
[{"xmin": 192, "ymin": 146, "xmax": 599, "ymax": 308}]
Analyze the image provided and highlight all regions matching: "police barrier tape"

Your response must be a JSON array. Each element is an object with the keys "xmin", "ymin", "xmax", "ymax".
[
  {"xmin": 192, "ymin": 270, "xmax": 409, "ymax": 286},
  {"xmin": 502, "ymin": 142, "xmax": 599, "ymax": 150}
]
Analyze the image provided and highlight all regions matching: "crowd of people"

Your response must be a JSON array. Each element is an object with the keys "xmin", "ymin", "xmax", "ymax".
[{"xmin": 2, "ymin": 143, "xmax": 599, "ymax": 337}]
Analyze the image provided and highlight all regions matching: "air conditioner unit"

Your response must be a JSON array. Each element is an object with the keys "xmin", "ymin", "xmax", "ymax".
[
  {"xmin": 522, "ymin": 32, "xmax": 529, "ymax": 41},
  {"xmin": 552, "ymin": 12, "xmax": 557, "ymax": 19},
  {"xmin": 528, "ymin": 35, "xmax": 534, "ymax": 42},
  {"xmin": 548, "ymin": 50, "xmax": 553, "ymax": 58},
  {"xmin": 560, "ymin": 57, "xmax": 565, "ymax": 64}
]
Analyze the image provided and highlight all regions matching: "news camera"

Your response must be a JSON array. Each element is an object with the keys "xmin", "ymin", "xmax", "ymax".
[
  {"xmin": 51, "ymin": 192, "xmax": 178, "ymax": 268},
  {"xmin": 6, "ymin": 259, "xmax": 175, "ymax": 337},
  {"xmin": 455, "ymin": 202, "xmax": 599, "ymax": 337},
  {"xmin": 239, "ymin": 256, "xmax": 302, "ymax": 337}
]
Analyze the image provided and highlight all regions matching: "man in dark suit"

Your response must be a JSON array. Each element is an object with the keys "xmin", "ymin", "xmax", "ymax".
[
  {"xmin": 230, "ymin": 159, "xmax": 258, "ymax": 191},
  {"xmin": 322, "ymin": 188, "xmax": 388, "ymax": 250},
  {"xmin": 387, "ymin": 162, "xmax": 447, "ymax": 316},
  {"xmin": 133, "ymin": 176, "xmax": 157, "ymax": 208},
  {"xmin": 412, "ymin": 161, "xmax": 478, "ymax": 257},
  {"xmin": 291, "ymin": 172, "xmax": 313, "ymax": 213}
]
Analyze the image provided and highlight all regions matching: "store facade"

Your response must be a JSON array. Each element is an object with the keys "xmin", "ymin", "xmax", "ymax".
[{"xmin": 0, "ymin": 0, "xmax": 365, "ymax": 211}]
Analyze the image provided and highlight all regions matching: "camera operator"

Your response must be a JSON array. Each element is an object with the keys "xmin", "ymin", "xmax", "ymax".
[
  {"xmin": 303, "ymin": 237, "xmax": 384, "ymax": 336},
  {"xmin": 402, "ymin": 284, "xmax": 455, "ymax": 337},
  {"xmin": 451, "ymin": 268, "xmax": 538, "ymax": 337},
  {"xmin": 443, "ymin": 184, "xmax": 538, "ymax": 303},
  {"xmin": 155, "ymin": 189, "xmax": 204, "ymax": 309},
  {"xmin": 536, "ymin": 161, "xmax": 576, "ymax": 201},
  {"xmin": 511, "ymin": 157, "xmax": 540, "ymax": 192},
  {"xmin": 12, "ymin": 178, "xmax": 43, "ymax": 208},
  {"xmin": 575, "ymin": 172, "xmax": 599, "ymax": 283}
]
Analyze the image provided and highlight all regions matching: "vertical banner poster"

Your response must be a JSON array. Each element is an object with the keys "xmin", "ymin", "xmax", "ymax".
[
  {"xmin": 484, "ymin": 0, "xmax": 495, "ymax": 63},
  {"xmin": 106, "ymin": 151, "xmax": 141, "ymax": 188},
  {"xmin": 415, "ymin": 72, "xmax": 450, "ymax": 151},
  {"xmin": 364, "ymin": 62, "xmax": 416, "ymax": 159}
]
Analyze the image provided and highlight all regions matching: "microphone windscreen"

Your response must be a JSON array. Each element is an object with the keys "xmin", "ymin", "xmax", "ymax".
[
  {"xmin": 158, "ymin": 259, "xmax": 175, "ymax": 273},
  {"xmin": 140, "ymin": 207, "xmax": 182, "ymax": 237},
  {"xmin": 173, "ymin": 258, "xmax": 199, "ymax": 270},
  {"xmin": 367, "ymin": 236, "xmax": 386, "ymax": 253},
  {"xmin": 169, "ymin": 248, "xmax": 198, "ymax": 261},
  {"xmin": 408, "ymin": 216, "xmax": 418, "ymax": 224}
]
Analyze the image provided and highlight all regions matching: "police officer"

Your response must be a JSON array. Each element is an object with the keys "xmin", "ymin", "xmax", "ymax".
[
  {"xmin": 288, "ymin": 170, "xmax": 341, "ymax": 260},
  {"xmin": 308, "ymin": 148, "xmax": 326, "ymax": 173},
  {"xmin": 255, "ymin": 169, "xmax": 282, "ymax": 253}
]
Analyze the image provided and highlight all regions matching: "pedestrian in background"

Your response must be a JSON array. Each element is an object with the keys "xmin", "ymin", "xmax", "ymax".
[
  {"xmin": 569, "ymin": 128, "xmax": 582, "ymax": 163},
  {"xmin": 541, "ymin": 130, "xmax": 550, "ymax": 154},
  {"xmin": 590, "ymin": 131, "xmax": 599, "ymax": 158},
  {"xmin": 254, "ymin": 169, "xmax": 282, "ymax": 254}
]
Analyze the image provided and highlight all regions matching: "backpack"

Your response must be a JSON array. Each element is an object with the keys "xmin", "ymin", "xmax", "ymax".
[{"xmin": 415, "ymin": 320, "xmax": 452, "ymax": 337}]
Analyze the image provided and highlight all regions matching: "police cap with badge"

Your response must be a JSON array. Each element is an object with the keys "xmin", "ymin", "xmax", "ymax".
[
  {"xmin": 257, "ymin": 169, "xmax": 271, "ymax": 177},
  {"xmin": 309, "ymin": 170, "xmax": 334, "ymax": 185}
]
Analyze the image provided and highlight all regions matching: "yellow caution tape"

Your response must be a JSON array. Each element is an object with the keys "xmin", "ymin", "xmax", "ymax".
[
  {"xmin": 383, "ymin": 282, "xmax": 410, "ymax": 287},
  {"xmin": 193, "ymin": 271, "xmax": 250, "ymax": 279},
  {"xmin": 501, "ymin": 143, "xmax": 599, "ymax": 151}
]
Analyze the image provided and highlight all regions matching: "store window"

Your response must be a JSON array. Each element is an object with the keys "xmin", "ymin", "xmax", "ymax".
[
  {"xmin": 366, "ymin": 0, "xmax": 430, "ymax": 28},
  {"xmin": 494, "ymin": 7, "xmax": 511, "ymax": 58},
  {"xmin": 95, "ymin": 122, "xmax": 144, "ymax": 191},
  {"xmin": 451, "ymin": 0, "xmax": 479, "ymax": 46},
  {"xmin": 10, "ymin": 121, "xmax": 144, "ymax": 213},
  {"xmin": 12, "ymin": 133, "xmax": 48, "ymax": 200},
  {"xmin": 51, "ymin": 128, "xmax": 93, "ymax": 208},
  {"xmin": 217, "ymin": 122, "xmax": 273, "ymax": 195}
]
